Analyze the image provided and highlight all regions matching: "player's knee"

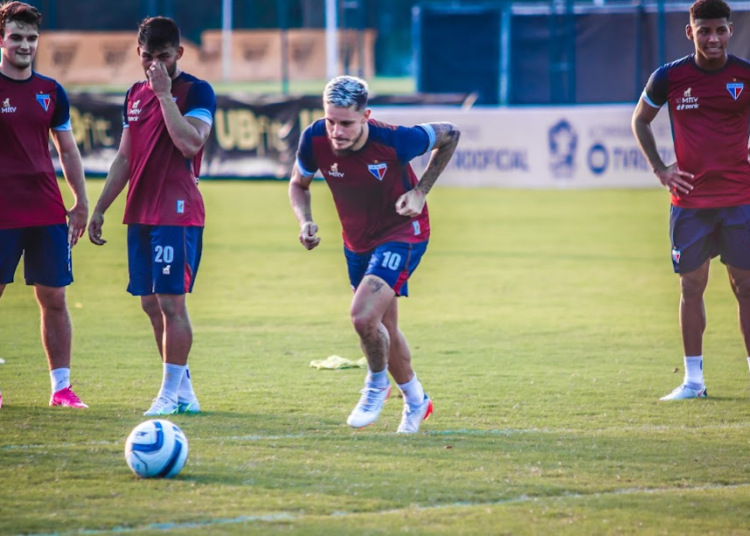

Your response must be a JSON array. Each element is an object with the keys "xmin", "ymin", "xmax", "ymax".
[
  {"xmin": 680, "ymin": 275, "xmax": 708, "ymax": 300},
  {"xmin": 140, "ymin": 297, "xmax": 161, "ymax": 318},
  {"xmin": 351, "ymin": 310, "xmax": 380, "ymax": 336},
  {"xmin": 732, "ymin": 277, "xmax": 750, "ymax": 301},
  {"xmin": 35, "ymin": 286, "xmax": 67, "ymax": 312}
]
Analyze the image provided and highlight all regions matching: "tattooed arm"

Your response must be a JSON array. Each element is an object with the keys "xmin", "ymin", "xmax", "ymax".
[{"xmin": 396, "ymin": 122, "xmax": 460, "ymax": 217}]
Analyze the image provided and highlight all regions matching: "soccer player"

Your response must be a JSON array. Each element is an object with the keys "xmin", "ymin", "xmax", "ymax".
[
  {"xmin": 87, "ymin": 16, "xmax": 216, "ymax": 416},
  {"xmin": 632, "ymin": 0, "xmax": 750, "ymax": 400},
  {"xmin": 289, "ymin": 76, "xmax": 460, "ymax": 433},
  {"xmin": 0, "ymin": 1, "xmax": 89, "ymax": 409}
]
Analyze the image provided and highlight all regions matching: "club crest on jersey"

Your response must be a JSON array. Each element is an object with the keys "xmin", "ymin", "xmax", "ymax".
[
  {"xmin": 368, "ymin": 163, "xmax": 388, "ymax": 181},
  {"xmin": 36, "ymin": 94, "xmax": 51, "ymax": 111},
  {"xmin": 328, "ymin": 163, "xmax": 345, "ymax": 178},
  {"xmin": 727, "ymin": 82, "xmax": 744, "ymax": 100}
]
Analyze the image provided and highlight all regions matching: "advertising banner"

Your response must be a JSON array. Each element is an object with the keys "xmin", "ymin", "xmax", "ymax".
[
  {"xmin": 372, "ymin": 105, "xmax": 673, "ymax": 188},
  {"xmin": 58, "ymin": 95, "xmax": 669, "ymax": 188}
]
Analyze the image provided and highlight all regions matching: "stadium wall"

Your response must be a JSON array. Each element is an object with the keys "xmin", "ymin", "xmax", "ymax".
[{"xmin": 56, "ymin": 95, "xmax": 669, "ymax": 188}]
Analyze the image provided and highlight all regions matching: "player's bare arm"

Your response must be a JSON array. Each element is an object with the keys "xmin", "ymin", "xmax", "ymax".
[
  {"xmin": 148, "ymin": 62, "xmax": 211, "ymax": 158},
  {"xmin": 396, "ymin": 122, "xmax": 460, "ymax": 217},
  {"xmin": 88, "ymin": 129, "xmax": 132, "ymax": 246},
  {"xmin": 632, "ymin": 98, "xmax": 694, "ymax": 195},
  {"xmin": 289, "ymin": 164, "xmax": 321, "ymax": 250},
  {"xmin": 51, "ymin": 129, "xmax": 88, "ymax": 247}
]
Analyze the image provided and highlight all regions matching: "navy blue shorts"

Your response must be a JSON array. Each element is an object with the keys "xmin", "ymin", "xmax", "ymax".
[
  {"xmin": 669, "ymin": 204, "xmax": 750, "ymax": 273},
  {"xmin": 0, "ymin": 225, "xmax": 72, "ymax": 287},
  {"xmin": 344, "ymin": 241, "xmax": 428, "ymax": 297},
  {"xmin": 127, "ymin": 225, "xmax": 203, "ymax": 296}
]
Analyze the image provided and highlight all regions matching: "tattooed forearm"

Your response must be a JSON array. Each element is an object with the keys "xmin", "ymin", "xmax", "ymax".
[{"xmin": 415, "ymin": 122, "xmax": 460, "ymax": 194}]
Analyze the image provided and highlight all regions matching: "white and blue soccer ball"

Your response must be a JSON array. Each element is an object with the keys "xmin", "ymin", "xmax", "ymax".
[{"xmin": 125, "ymin": 419, "xmax": 188, "ymax": 478}]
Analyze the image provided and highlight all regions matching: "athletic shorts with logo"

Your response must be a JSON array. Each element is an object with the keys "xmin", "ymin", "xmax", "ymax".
[
  {"xmin": 127, "ymin": 224, "xmax": 203, "ymax": 295},
  {"xmin": 344, "ymin": 240, "xmax": 428, "ymax": 297},
  {"xmin": 669, "ymin": 204, "xmax": 750, "ymax": 273}
]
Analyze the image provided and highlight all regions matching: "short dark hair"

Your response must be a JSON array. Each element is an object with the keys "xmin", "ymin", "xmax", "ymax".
[
  {"xmin": 137, "ymin": 16, "xmax": 180, "ymax": 50},
  {"xmin": 690, "ymin": 0, "xmax": 731, "ymax": 21},
  {"xmin": 0, "ymin": 1, "xmax": 42, "ymax": 38}
]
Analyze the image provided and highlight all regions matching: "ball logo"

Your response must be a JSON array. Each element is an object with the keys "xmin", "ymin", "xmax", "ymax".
[{"xmin": 548, "ymin": 119, "xmax": 577, "ymax": 179}]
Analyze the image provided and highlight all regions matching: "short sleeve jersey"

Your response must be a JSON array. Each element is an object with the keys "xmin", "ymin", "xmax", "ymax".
[
  {"xmin": 122, "ymin": 72, "xmax": 216, "ymax": 226},
  {"xmin": 296, "ymin": 118, "xmax": 435, "ymax": 253},
  {"xmin": 0, "ymin": 71, "xmax": 72, "ymax": 229},
  {"xmin": 643, "ymin": 54, "xmax": 750, "ymax": 208}
]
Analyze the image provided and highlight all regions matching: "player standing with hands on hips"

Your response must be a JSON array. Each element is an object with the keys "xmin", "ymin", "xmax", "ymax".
[
  {"xmin": 289, "ymin": 76, "xmax": 460, "ymax": 433},
  {"xmin": 88, "ymin": 16, "xmax": 216, "ymax": 416},
  {"xmin": 0, "ymin": 1, "xmax": 89, "ymax": 409},
  {"xmin": 632, "ymin": 0, "xmax": 750, "ymax": 400}
]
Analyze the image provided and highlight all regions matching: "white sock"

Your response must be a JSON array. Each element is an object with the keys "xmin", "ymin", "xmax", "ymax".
[
  {"xmin": 366, "ymin": 368, "xmax": 389, "ymax": 389},
  {"xmin": 177, "ymin": 365, "xmax": 197, "ymax": 402},
  {"xmin": 50, "ymin": 368, "xmax": 71, "ymax": 393},
  {"xmin": 684, "ymin": 355, "xmax": 704, "ymax": 387},
  {"xmin": 398, "ymin": 374, "xmax": 425, "ymax": 406},
  {"xmin": 158, "ymin": 363, "xmax": 186, "ymax": 403}
]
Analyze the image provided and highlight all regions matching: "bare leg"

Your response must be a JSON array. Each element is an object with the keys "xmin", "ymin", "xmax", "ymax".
[
  {"xmin": 141, "ymin": 295, "xmax": 164, "ymax": 358},
  {"xmin": 350, "ymin": 276, "xmax": 396, "ymax": 373},
  {"xmin": 726, "ymin": 265, "xmax": 750, "ymax": 355},
  {"xmin": 155, "ymin": 294, "xmax": 192, "ymax": 366},
  {"xmin": 34, "ymin": 285, "xmax": 72, "ymax": 370},
  {"xmin": 0, "ymin": 283, "xmax": 6, "ymax": 300},
  {"xmin": 680, "ymin": 260, "xmax": 710, "ymax": 357},
  {"xmin": 381, "ymin": 298, "xmax": 414, "ymax": 384}
]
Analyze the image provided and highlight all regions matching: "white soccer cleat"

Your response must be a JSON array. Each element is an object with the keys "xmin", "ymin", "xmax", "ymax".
[
  {"xmin": 347, "ymin": 384, "xmax": 392, "ymax": 428},
  {"xmin": 397, "ymin": 394, "xmax": 434, "ymax": 434},
  {"xmin": 659, "ymin": 383, "xmax": 707, "ymax": 401},
  {"xmin": 143, "ymin": 396, "xmax": 179, "ymax": 416}
]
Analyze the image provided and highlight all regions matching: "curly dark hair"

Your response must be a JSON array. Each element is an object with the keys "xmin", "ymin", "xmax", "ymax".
[
  {"xmin": 690, "ymin": 0, "xmax": 731, "ymax": 21},
  {"xmin": 0, "ymin": 1, "xmax": 42, "ymax": 38}
]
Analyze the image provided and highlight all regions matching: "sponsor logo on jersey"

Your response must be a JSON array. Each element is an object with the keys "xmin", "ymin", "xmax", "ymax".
[
  {"xmin": 367, "ymin": 162, "xmax": 388, "ymax": 181},
  {"xmin": 672, "ymin": 248, "xmax": 681, "ymax": 264},
  {"xmin": 675, "ymin": 88, "xmax": 699, "ymax": 110},
  {"xmin": 1, "ymin": 97, "xmax": 17, "ymax": 113},
  {"xmin": 727, "ymin": 82, "xmax": 744, "ymax": 100},
  {"xmin": 128, "ymin": 99, "xmax": 142, "ymax": 121},
  {"xmin": 328, "ymin": 163, "xmax": 345, "ymax": 178},
  {"xmin": 36, "ymin": 94, "xmax": 51, "ymax": 111}
]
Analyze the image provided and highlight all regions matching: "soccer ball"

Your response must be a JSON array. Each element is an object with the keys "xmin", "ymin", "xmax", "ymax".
[{"xmin": 124, "ymin": 419, "xmax": 189, "ymax": 478}]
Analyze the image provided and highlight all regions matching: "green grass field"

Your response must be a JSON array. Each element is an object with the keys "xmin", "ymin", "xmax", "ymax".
[{"xmin": 2, "ymin": 182, "xmax": 750, "ymax": 535}]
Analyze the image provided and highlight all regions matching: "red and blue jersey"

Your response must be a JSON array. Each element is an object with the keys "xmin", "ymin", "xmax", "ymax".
[
  {"xmin": 0, "ymin": 71, "xmax": 72, "ymax": 230},
  {"xmin": 122, "ymin": 72, "xmax": 216, "ymax": 227},
  {"xmin": 643, "ymin": 54, "xmax": 750, "ymax": 208},
  {"xmin": 296, "ymin": 118, "xmax": 435, "ymax": 252}
]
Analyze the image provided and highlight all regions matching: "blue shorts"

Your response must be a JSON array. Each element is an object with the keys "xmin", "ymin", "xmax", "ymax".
[
  {"xmin": 344, "ymin": 241, "xmax": 428, "ymax": 297},
  {"xmin": 0, "ymin": 225, "xmax": 72, "ymax": 287},
  {"xmin": 669, "ymin": 205, "xmax": 750, "ymax": 273},
  {"xmin": 127, "ymin": 225, "xmax": 203, "ymax": 296}
]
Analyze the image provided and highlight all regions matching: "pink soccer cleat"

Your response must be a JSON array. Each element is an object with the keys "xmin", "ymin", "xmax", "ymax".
[
  {"xmin": 0, "ymin": 392, "xmax": 3, "ymax": 409},
  {"xmin": 50, "ymin": 387, "xmax": 89, "ymax": 408}
]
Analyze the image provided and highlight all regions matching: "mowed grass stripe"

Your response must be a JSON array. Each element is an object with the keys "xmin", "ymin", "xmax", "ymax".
[{"xmin": 2, "ymin": 182, "xmax": 750, "ymax": 534}]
